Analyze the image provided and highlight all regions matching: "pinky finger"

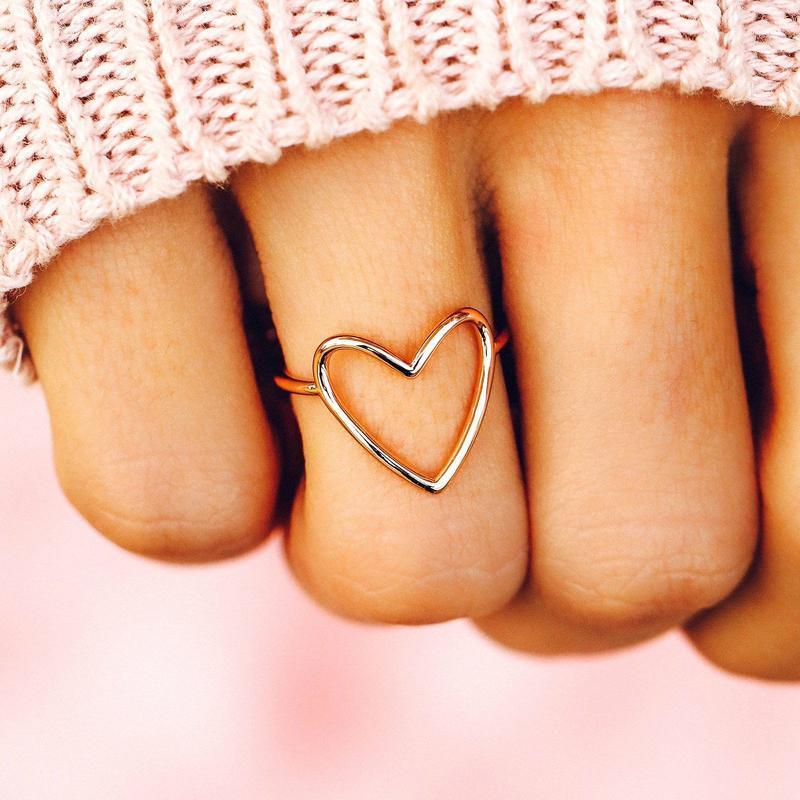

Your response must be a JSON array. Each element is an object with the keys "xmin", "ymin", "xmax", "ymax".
[{"xmin": 13, "ymin": 186, "xmax": 279, "ymax": 562}]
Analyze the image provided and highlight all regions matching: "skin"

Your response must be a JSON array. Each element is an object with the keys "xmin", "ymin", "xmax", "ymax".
[{"xmin": 11, "ymin": 89, "xmax": 800, "ymax": 679}]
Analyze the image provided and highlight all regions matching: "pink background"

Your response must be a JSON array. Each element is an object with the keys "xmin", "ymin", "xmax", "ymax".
[{"xmin": 2, "ymin": 382, "xmax": 799, "ymax": 799}]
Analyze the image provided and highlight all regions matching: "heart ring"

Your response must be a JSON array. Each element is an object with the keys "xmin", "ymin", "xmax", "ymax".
[{"xmin": 274, "ymin": 308, "xmax": 508, "ymax": 493}]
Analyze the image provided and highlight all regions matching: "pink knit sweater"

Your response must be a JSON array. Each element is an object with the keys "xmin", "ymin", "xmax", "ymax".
[{"xmin": 2, "ymin": 0, "xmax": 800, "ymax": 376}]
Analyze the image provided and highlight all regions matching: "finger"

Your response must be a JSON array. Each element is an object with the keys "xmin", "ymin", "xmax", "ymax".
[
  {"xmin": 13, "ymin": 185, "xmax": 278, "ymax": 562},
  {"xmin": 689, "ymin": 112, "xmax": 800, "ymax": 680},
  {"xmin": 476, "ymin": 91, "xmax": 758, "ymax": 652},
  {"xmin": 231, "ymin": 118, "xmax": 528, "ymax": 623}
]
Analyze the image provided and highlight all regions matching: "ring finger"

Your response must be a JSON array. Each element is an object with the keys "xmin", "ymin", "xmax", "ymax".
[{"xmin": 231, "ymin": 117, "xmax": 528, "ymax": 623}]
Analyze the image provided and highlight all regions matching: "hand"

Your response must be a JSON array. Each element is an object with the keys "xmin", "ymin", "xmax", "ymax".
[{"xmin": 11, "ymin": 89, "xmax": 794, "ymax": 679}]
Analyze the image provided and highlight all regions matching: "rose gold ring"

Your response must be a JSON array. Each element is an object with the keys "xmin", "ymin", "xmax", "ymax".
[{"xmin": 274, "ymin": 307, "xmax": 508, "ymax": 493}]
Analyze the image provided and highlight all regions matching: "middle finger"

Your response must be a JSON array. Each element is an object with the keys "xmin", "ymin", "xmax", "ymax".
[{"xmin": 477, "ymin": 92, "xmax": 759, "ymax": 652}]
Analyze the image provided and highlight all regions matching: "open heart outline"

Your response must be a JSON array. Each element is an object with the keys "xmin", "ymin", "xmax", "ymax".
[{"xmin": 313, "ymin": 308, "xmax": 498, "ymax": 493}]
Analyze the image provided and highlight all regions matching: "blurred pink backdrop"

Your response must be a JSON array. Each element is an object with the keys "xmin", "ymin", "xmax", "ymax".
[{"xmin": 2, "ymin": 381, "xmax": 799, "ymax": 800}]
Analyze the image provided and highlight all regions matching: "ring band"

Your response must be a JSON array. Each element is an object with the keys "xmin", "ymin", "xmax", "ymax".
[{"xmin": 275, "ymin": 307, "xmax": 508, "ymax": 493}]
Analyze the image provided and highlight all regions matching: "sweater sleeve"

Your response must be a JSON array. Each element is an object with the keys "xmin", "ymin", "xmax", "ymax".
[{"xmin": 2, "ymin": 0, "xmax": 799, "ymax": 376}]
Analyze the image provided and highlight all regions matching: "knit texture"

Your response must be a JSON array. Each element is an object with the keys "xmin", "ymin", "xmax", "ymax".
[{"xmin": 2, "ymin": 0, "xmax": 800, "ymax": 376}]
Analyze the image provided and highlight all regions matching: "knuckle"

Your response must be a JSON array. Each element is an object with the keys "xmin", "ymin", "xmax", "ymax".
[
  {"xmin": 538, "ymin": 514, "xmax": 755, "ymax": 632},
  {"xmin": 58, "ymin": 447, "xmax": 272, "ymax": 562},
  {"xmin": 295, "ymin": 505, "xmax": 528, "ymax": 624}
]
